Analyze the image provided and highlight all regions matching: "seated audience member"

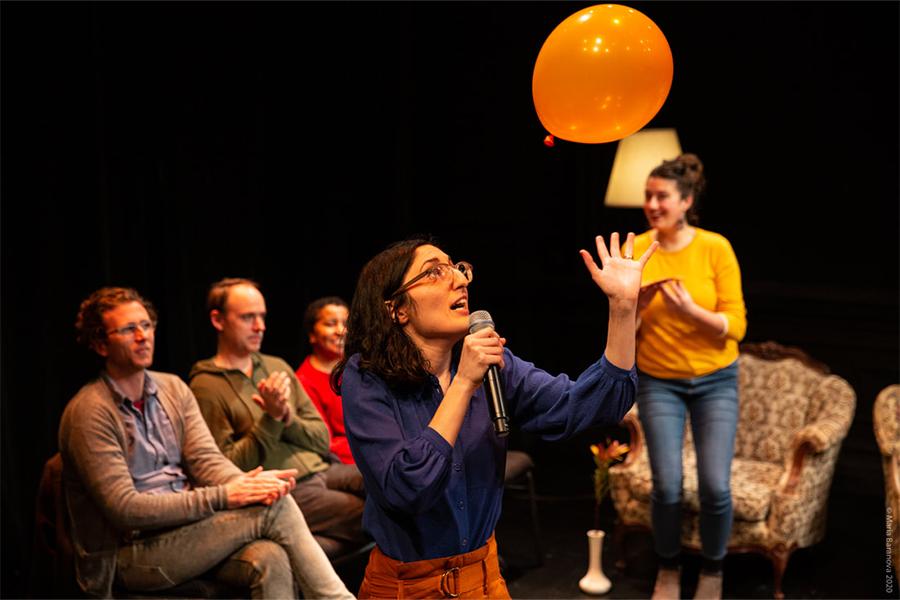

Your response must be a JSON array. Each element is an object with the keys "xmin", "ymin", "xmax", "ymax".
[
  {"xmin": 190, "ymin": 278, "xmax": 367, "ymax": 547},
  {"xmin": 59, "ymin": 287, "xmax": 352, "ymax": 599},
  {"xmin": 296, "ymin": 296, "xmax": 354, "ymax": 464}
]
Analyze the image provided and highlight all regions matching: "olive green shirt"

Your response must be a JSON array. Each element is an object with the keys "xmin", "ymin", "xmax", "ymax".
[{"xmin": 189, "ymin": 353, "xmax": 330, "ymax": 478}]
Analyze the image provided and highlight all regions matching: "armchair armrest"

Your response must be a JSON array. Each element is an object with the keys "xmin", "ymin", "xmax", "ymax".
[
  {"xmin": 769, "ymin": 371, "xmax": 854, "ymax": 545},
  {"xmin": 768, "ymin": 442, "xmax": 842, "ymax": 546},
  {"xmin": 791, "ymin": 422, "xmax": 844, "ymax": 455},
  {"xmin": 782, "ymin": 441, "xmax": 815, "ymax": 495},
  {"xmin": 792, "ymin": 375, "xmax": 856, "ymax": 453},
  {"xmin": 778, "ymin": 375, "xmax": 855, "ymax": 498},
  {"xmin": 874, "ymin": 384, "xmax": 899, "ymax": 457},
  {"xmin": 618, "ymin": 408, "xmax": 643, "ymax": 468}
]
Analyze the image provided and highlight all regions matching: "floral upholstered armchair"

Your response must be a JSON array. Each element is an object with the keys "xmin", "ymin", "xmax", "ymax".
[
  {"xmin": 609, "ymin": 342, "xmax": 856, "ymax": 599},
  {"xmin": 874, "ymin": 384, "xmax": 899, "ymax": 574}
]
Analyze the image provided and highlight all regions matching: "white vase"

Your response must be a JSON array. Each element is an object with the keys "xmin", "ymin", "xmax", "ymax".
[{"xmin": 578, "ymin": 529, "xmax": 612, "ymax": 595}]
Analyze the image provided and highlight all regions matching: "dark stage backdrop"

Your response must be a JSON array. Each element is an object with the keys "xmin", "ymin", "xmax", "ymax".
[{"xmin": 2, "ymin": 2, "xmax": 897, "ymax": 596}]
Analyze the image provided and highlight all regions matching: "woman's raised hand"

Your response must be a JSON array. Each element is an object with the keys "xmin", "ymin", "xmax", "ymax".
[{"xmin": 579, "ymin": 232, "xmax": 658, "ymax": 309}]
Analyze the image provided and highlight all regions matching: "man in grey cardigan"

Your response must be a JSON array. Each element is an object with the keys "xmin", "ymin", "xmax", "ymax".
[{"xmin": 58, "ymin": 287, "xmax": 354, "ymax": 599}]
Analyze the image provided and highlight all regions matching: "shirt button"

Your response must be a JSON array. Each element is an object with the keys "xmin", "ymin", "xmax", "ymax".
[
  {"xmin": 453, "ymin": 463, "xmax": 462, "ymax": 472},
  {"xmin": 457, "ymin": 500, "xmax": 464, "ymax": 510},
  {"xmin": 461, "ymin": 538, "xmax": 468, "ymax": 547}
]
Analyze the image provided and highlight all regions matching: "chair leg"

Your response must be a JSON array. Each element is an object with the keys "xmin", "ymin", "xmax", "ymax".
[
  {"xmin": 769, "ymin": 543, "xmax": 792, "ymax": 600},
  {"xmin": 525, "ymin": 471, "xmax": 543, "ymax": 566}
]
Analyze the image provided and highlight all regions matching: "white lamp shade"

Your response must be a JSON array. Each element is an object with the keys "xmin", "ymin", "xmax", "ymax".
[{"xmin": 604, "ymin": 129, "xmax": 682, "ymax": 208}]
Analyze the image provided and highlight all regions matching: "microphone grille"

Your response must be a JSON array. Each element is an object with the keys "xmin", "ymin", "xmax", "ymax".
[{"xmin": 468, "ymin": 310, "xmax": 494, "ymax": 333}]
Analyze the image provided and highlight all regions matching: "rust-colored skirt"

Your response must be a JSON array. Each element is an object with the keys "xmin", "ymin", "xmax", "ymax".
[{"xmin": 358, "ymin": 534, "xmax": 510, "ymax": 599}]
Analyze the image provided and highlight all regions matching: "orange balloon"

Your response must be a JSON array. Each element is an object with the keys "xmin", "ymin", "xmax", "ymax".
[{"xmin": 532, "ymin": 4, "xmax": 673, "ymax": 144}]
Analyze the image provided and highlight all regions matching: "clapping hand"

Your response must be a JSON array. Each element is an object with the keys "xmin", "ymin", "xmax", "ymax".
[{"xmin": 253, "ymin": 371, "xmax": 292, "ymax": 422}]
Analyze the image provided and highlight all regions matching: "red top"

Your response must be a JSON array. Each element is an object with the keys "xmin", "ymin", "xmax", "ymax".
[{"xmin": 296, "ymin": 356, "xmax": 354, "ymax": 464}]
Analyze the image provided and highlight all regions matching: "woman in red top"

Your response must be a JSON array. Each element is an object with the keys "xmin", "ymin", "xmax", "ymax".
[{"xmin": 296, "ymin": 296, "xmax": 354, "ymax": 464}]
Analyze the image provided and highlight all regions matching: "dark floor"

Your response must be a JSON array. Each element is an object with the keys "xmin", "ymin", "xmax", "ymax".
[{"xmin": 335, "ymin": 440, "xmax": 894, "ymax": 600}]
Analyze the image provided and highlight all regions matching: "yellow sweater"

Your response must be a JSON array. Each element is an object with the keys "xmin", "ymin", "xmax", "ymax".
[{"xmin": 632, "ymin": 228, "xmax": 747, "ymax": 379}]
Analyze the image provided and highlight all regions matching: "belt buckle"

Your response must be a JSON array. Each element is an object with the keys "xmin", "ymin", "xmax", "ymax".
[{"xmin": 439, "ymin": 566, "xmax": 460, "ymax": 598}]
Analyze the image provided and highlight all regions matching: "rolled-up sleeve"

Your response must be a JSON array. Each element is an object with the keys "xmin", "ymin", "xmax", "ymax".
[{"xmin": 342, "ymin": 360, "xmax": 453, "ymax": 515}]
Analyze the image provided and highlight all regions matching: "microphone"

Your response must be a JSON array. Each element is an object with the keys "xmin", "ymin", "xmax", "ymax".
[{"xmin": 468, "ymin": 310, "xmax": 510, "ymax": 437}]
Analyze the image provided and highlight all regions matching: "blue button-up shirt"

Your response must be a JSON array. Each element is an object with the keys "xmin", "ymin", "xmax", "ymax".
[
  {"xmin": 103, "ymin": 372, "xmax": 189, "ymax": 494},
  {"xmin": 342, "ymin": 347, "xmax": 636, "ymax": 562}
]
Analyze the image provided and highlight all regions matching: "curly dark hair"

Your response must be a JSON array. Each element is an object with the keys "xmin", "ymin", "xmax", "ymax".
[
  {"xmin": 649, "ymin": 153, "xmax": 706, "ymax": 225},
  {"xmin": 302, "ymin": 296, "xmax": 349, "ymax": 337},
  {"xmin": 332, "ymin": 236, "xmax": 439, "ymax": 393},
  {"xmin": 75, "ymin": 287, "xmax": 158, "ymax": 349}
]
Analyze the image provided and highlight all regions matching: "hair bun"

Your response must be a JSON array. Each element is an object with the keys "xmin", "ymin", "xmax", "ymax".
[{"xmin": 678, "ymin": 153, "xmax": 704, "ymax": 175}]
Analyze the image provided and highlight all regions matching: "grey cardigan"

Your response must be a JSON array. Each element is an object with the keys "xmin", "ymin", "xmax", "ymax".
[{"xmin": 58, "ymin": 370, "xmax": 243, "ymax": 598}]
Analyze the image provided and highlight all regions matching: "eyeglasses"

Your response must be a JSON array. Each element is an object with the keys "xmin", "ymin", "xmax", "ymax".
[
  {"xmin": 106, "ymin": 320, "xmax": 156, "ymax": 338},
  {"xmin": 390, "ymin": 261, "xmax": 473, "ymax": 299}
]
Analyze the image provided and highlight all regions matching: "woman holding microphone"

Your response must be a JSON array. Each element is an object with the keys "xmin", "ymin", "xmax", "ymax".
[{"xmin": 336, "ymin": 232, "xmax": 656, "ymax": 598}]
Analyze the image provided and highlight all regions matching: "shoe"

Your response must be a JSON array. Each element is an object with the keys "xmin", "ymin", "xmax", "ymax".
[
  {"xmin": 693, "ymin": 572, "xmax": 723, "ymax": 600},
  {"xmin": 651, "ymin": 567, "xmax": 681, "ymax": 600}
]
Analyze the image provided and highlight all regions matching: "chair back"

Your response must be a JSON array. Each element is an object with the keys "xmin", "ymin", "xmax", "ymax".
[{"xmin": 30, "ymin": 453, "xmax": 80, "ymax": 598}]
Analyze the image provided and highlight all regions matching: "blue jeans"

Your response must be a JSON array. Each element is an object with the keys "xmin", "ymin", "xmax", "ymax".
[
  {"xmin": 637, "ymin": 361, "xmax": 739, "ymax": 561},
  {"xmin": 115, "ymin": 495, "xmax": 354, "ymax": 599}
]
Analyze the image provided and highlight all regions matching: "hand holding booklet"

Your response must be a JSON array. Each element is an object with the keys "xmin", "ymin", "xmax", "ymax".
[
  {"xmin": 641, "ymin": 277, "xmax": 679, "ymax": 291},
  {"xmin": 638, "ymin": 277, "xmax": 680, "ymax": 313}
]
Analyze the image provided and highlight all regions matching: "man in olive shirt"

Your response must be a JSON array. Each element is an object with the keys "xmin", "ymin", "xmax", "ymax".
[{"xmin": 190, "ymin": 278, "xmax": 365, "ymax": 547}]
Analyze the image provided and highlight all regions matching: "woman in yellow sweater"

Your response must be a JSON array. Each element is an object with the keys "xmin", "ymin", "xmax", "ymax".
[{"xmin": 631, "ymin": 154, "xmax": 747, "ymax": 600}]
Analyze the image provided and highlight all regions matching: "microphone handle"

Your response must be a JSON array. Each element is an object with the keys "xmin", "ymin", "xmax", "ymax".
[{"xmin": 484, "ymin": 364, "xmax": 509, "ymax": 437}]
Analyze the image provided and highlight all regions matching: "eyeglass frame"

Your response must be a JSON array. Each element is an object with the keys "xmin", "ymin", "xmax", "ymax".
[
  {"xmin": 389, "ymin": 261, "xmax": 473, "ymax": 300},
  {"xmin": 106, "ymin": 319, "xmax": 157, "ymax": 338}
]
